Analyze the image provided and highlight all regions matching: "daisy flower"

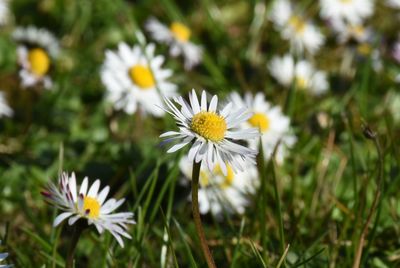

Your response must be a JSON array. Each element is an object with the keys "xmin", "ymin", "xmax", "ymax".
[
  {"xmin": 101, "ymin": 42, "xmax": 177, "ymax": 117},
  {"xmin": 0, "ymin": 0, "xmax": 9, "ymax": 26},
  {"xmin": 319, "ymin": 0, "xmax": 374, "ymax": 25},
  {"xmin": 269, "ymin": 0, "xmax": 325, "ymax": 54},
  {"xmin": 180, "ymin": 156, "xmax": 258, "ymax": 216},
  {"xmin": 12, "ymin": 26, "xmax": 60, "ymax": 89},
  {"xmin": 42, "ymin": 172, "xmax": 135, "ymax": 247},
  {"xmin": 160, "ymin": 89, "xmax": 259, "ymax": 175},
  {"xmin": 230, "ymin": 92, "xmax": 296, "ymax": 164},
  {"xmin": 145, "ymin": 17, "xmax": 202, "ymax": 70},
  {"xmin": 330, "ymin": 20, "xmax": 373, "ymax": 43},
  {"xmin": 268, "ymin": 54, "xmax": 329, "ymax": 95},
  {"xmin": 0, "ymin": 92, "xmax": 12, "ymax": 118}
]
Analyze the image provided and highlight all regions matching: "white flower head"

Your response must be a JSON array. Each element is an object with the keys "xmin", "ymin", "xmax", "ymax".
[
  {"xmin": 13, "ymin": 26, "xmax": 60, "ymax": 89},
  {"xmin": 42, "ymin": 172, "xmax": 135, "ymax": 247},
  {"xmin": 386, "ymin": 0, "xmax": 400, "ymax": 8},
  {"xmin": 160, "ymin": 89, "xmax": 259, "ymax": 175},
  {"xmin": 268, "ymin": 54, "xmax": 329, "ymax": 95},
  {"xmin": 0, "ymin": 92, "xmax": 12, "ymax": 118},
  {"xmin": 319, "ymin": 0, "xmax": 374, "ymax": 25},
  {"xmin": 0, "ymin": 0, "xmax": 10, "ymax": 26},
  {"xmin": 230, "ymin": 92, "xmax": 296, "ymax": 164},
  {"xmin": 145, "ymin": 18, "xmax": 203, "ymax": 70},
  {"xmin": 180, "ymin": 156, "xmax": 258, "ymax": 216},
  {"xmin": 101, "ymin": 42, "xmax": 177, "ymax": 117},
  {"xmin": 270, "ymin": 0, "xmax": 325, "ymax": 55}
]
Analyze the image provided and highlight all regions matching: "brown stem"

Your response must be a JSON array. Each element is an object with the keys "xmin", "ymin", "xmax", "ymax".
[
  {"xmin": 65, "ymin": 223, "xmax": 84, "ymax": 268},
  {"xmin": 191, "ymin": 161, "xmax": 217, "ymax": 268}
]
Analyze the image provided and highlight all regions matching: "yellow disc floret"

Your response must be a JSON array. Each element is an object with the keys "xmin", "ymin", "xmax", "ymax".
[
  {"xmin": 295, "ymin": 76, "xmax": 308, "ymax": 89},
  {"xmin": 214, "ymin": 164, "xmax": 235, "ymax": 188},
  {"xmin": 248, "ymin": 113, "xmax": 270, "ymax": 132},
  {"xmin": 129, "ymin": 65, "xmax": 155, "ymax": 89},
  {"xmin": 83, "ymin": 196, "xmax": 101, "ymax": 219},
  {"xmin": 170, "ymin": 22, "xmax": 191, "ymax": 42},
  {"xmin": 288, "ymin": 16, "xmax": 306, "ymax": 34},
  {"xmin": 191, "ymin": 111, "xmax": 227, "ymax": 142},
  {"xmin": 27, "ymin": 48, "xmax": 50, "ymax": 76}
]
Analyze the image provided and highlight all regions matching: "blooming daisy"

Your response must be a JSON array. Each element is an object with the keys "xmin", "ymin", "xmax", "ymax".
[
  {"xmin": 42, "ymin": 172, "xmax": 135, "ymax": 247},
  {"xmin": 330, "ymin": 20, "xmax": 373, "ymax": 44},
  {"xmin": 0, "ymin": 0, "xmax": 9, "ymax": 26},
  {"xmin": 145, "ymin": 18, "xmax": 203, "ymax": 70},
  {"xmin": 179, "ymin": 156, "xmax": 258, "ymax": 216},
  {"xmin": 160, "ymin": 89, "xmax": 259, "ymax": 175},
  {"xmin": 230, "ymin": 92, "xmax": 296, "ymax": 164},
  {"xmin": 269, "ymin": 0, "xmax": 325, "ymax": 54},
  {"xmin": 101, "ymin": 42, "xmax": 177, "ymax": 117},
  {"xmin": 268, "ymin": 54, "xmax": 329, "ymax": 95},
  {"xmin": 12, "ymin": 26, "xmax": 60, "ymax": 89},
  {"xmin": 319, "ymin": 0, "xmax": 374, "ymax": 25},
  {"xmin": 0, "ymin": 92, "xmax": 12, "ymax": 118}
]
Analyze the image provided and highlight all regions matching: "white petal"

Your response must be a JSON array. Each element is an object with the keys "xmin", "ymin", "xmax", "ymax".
[{"xmin": 53, "ymin": 212, "xmax": 73, "ymax": 227}]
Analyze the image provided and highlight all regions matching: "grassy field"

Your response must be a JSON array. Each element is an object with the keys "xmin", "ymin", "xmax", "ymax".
[{"xmin": 0, "ymin": 0, "xmax": 400, "ymax": 267}]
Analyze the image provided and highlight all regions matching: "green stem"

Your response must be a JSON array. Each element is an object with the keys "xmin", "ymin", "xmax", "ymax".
[
  {"xmin": 65, "ymin": 224, "xmax": 84, "ymax": 268},
  {"xmin": 191, "ymin": 161, "xmax": 217, "ymax": 268}
]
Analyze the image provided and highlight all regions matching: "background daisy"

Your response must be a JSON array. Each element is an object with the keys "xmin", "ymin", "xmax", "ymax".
[
  {"xmin": 101, "ymin": 42, "xmax": 177, "ymax": 117},
  {"xmin": 319, "ymin": 0, "xmax": 374, "ymax": 25},
  {"xmin": 0, "ymin": 92, "xmax": 12, "ymax": 118},
  {"xmin": 0, "ymin": 0, "xmax": 9, "ymax": 25}
]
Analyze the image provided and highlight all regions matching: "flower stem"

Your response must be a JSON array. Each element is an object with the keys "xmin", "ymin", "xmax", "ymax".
[
  {"xmin": 65, "ymin": 223, "xmax": 84, "ymax": 268},
  {"xmin": 191, "ymin": 161, "xmax": 217, "ymax": 268}
]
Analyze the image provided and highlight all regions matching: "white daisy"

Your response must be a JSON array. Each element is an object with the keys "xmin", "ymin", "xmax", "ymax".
[
  {"xmin": 160, "ymin": 89, "xmax": 259, "ymax": 175},
  {"xmin": 12, "ymin": 26, "xmax": 60, "ymax": 89},
  {"xmin": 386, "ymin": 0, "xmax": 400, "ymax": 8},
  {"xmin": 180, "ymin": 156, "xmax": 258, "ymax": 216},
  {"xmin": 230, "ymin": 92, "xmax": 296, "ymax": 164},
  {"xmin": 145, "ymin": 18, "xmax": 203, "ymax": 70},
  {"xmin": 0, "ymin": 0, "xmax": 9, "ymax": 26},
  {"xmin": 330, "ymin": 20, "xmax": 373, "ymax": 43},
  {"xmin": 319, "ymin": 0, "xmax": 374, "ymax": 25},
  {"xmin": 101, "ymin": 42, "xmax": 177, "ymax": 117},
  {"xmin": 42, "ymin": 172, "xmax": 135, "ymax": 247},
  {"xmin": 268, "ymin": 54, "xmax": 329, "ymax": 95},
  {"xmin": 269, "ymin": 0, "xmax": 325, "ymax": 54},
  {"xmin": 0, "ymin": 92, "xmax": 12, "ymax": 118}
]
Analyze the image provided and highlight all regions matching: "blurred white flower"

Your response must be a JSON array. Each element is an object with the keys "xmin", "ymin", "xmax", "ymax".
[
  {"xmin": 145, "ymin": 18, "xmax": 203, "ymax": 70},
  {"xmin": 160, "ymin": 89, "xmax": 259, "ymax": 175},
  {"xmin": 268, "ymin": 54, "xmax": 329, "ymax": 95},
  {"xmin": 230, "ymin": 92, "xmax": 296, "ymax": 164},
  {"xmin": 269, "ymin": 0, "xmax": 325, "ymax": 54},
  {"xmin": 180, "ymin": 156, "xmax": 258, "ymax": 216},
  {"xmin": 393, "ymin": 40, "xmax": 400, "ymax": 63},
  {"xmin": 0, "ymin": 241, "xmax": 12, "ymax": 268},
  {"xmin": 330, "ymin": 21, "xmax": 373, "ymax": 43},
  {"xmin": 0, "ymin": 0, "xmax": 9, "ymax": 26},
  {"xmin": 386, "ymin": 0, "xmax": 400, "ymax": 8},
  {"xmin": 42, "ymin": 172, "xmax": 135, "ymax": 248},
  {"xmin": 13, "ymin": 26, "xmax": 60, "ymax": 89},
  {"xmin": 319, "ymin": 0, "xmax": 374, "ymax": 25},
  {"xmin": 101, "ymin": 42, "xmax": 177, "ymax": 117},
  {"xmin": 0, "ymin": 92, "xmax": 12, "ymax": 118}
]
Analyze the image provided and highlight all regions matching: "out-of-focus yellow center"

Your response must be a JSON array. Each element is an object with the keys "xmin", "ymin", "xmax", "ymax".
[
  {"xmin": 83, "ymin": 196, "xmax": 100, "ymax": 219},
  {"xmin": 296, "ymin": 76, "xmax": 308, "ymax": 89},
  {"xmin": 129, "ymin": 65, "xmax": 155, "ymax": 89},
  {"xmin": 27, "ymin": 48, "xmax": 50, "ymax": 76},
  {"xmin": 199, "ymin": 170, "xmax": 209, "ymax": 187},
  {"xmin": 288, "ymin": 16, "xmax": 306, "ymax": 34},
  {"xmin": 357, "ymin": 43, "xmax": 372, "ymax": 55},
  {"xmin": 248, "ymin": 113, "xmax": 270, "ymax": 132},
  {"xmin": 170, "ymin": 22, "xmax": 191, "ymax": 42},
  {"xmin": 191, "ymin": 111, "xmax": 227, "ymax": 142},
  {"xmin": 214, "ymin": 164, "xmax": 235, "ymax": 188},
  {"xmin": 350, "ymin": 25, "xmax": 365, "ymax": 36},
  {"xmin": 340, "ymin": 0, "xmax": 351, "ymax": 3}
]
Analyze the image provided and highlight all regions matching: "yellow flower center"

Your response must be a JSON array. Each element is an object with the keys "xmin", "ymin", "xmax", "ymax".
[
  {"xmin": 83, "ymin": 196, "xmax": 101, "ymax": 219},
  {"xmin": 288, "ymin": 16, "xmax": 306, "ymax": 34},
  {"xmin": 340, "ymin": 0, "xmax": 351, "ymax": 3},
  {"xmin": 357, "ymin": 43, "xmax": 372, "ymax": 55},
  {"xmin": 214, "ymin": 164, "xmax": 235, "ymax": 188},
  {"xmin": 191, "ymin": 111, "xmax": 227, "ymax": 142},
  {"xmin": 27, "ymin": 48, "xmax": 50, "ymax": 76},
  {"xmin": 170, "ymin": 22, "xmax": 191, "ymax": 42},
  {"xmin": 248, "ymin": 113, "xmax": 270, "ymax": 132},
  {"xmin": 129, "ymin": 65, "xmax": 155, "ymax": 89},
  {"xmin": 199, "ymin": 170, "xmax": 209, "ymax": 187},
  {"xmin": 296, "ymin": 76, "xmax": 308, "ymax": 89},
  {"xmin": 350, "ymin": 25, "xmax": 365, "ymax": 36}
]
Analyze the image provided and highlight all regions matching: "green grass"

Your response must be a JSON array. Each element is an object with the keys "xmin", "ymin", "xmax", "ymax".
[{"xmin": 1, "ymin": 0, "xmax": 400, "ymax": 267}]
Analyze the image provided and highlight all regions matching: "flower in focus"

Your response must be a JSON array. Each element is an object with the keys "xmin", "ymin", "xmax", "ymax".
[
  {"xmin": 101, "ymin": 42, "xmax": 177, "ymax": 117},
  {"xmin": 179, "ymin": 156, "xmax": 258, "ymax": 216},
  {"xmin": 160, "ymin": 89, "xmax": 259, "ymax": 175},
  {"xmin": 145, "ymin": 17, "xmax": 203, "ymax": 70},
  {"xmin": 230, "ymin": 92, "xmax": 296, "ymax": 164},
  {"xmin": 12, "ymin": 26, "xmax": 60, "ymax": 89},
  {"xmin": 319, "ymin": 0, "xmax": 374, "ymax": 25},
  {"xmin": 268, "ymin": 54, "xmax": 329, "ymax": 95},
  {"xmin": 269, "ymin": 0, "xmax": 325, "ymax": 54},
  {"xmin": 42, "ymin": 172, "xmax": 135, "ymax": 247},
  {"xmin": 0, "ymin": 92, "xmax": 13, "ymax": 118},
  {"xmin": 0, "ymin": 0, "xmax": 9, "ymax": 26}
]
